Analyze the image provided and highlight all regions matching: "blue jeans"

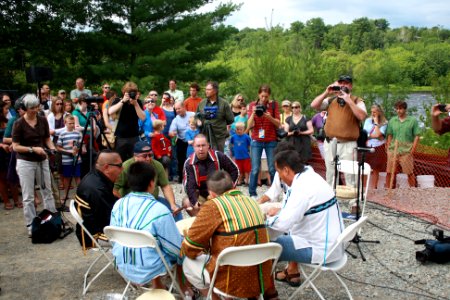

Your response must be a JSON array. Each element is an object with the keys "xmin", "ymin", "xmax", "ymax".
[
  {"xmin": 248, "ymin": 140, "xmax": 277, "ymax": 196},
  {"xmin": 275, "ymin": 235, "xmax": 312, "ymax": 263},
  {"xmin": 157, "ymin": 197, "xmax": 183, "ymax": 222}
]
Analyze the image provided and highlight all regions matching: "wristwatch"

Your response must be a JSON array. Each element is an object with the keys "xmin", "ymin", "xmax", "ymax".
[{"xmin": 28, "ymin": 147, "xmax": 33, "ymax": 153}]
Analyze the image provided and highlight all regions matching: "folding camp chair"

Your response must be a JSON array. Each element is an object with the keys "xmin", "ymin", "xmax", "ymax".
[
  {"xmin": 69, "ymin": 199, "xmax": 126, "ymax": 296},
  {"xmin": 104, "ymin": 226, "xmax": 184, "ymax": 300},
  {"xmin": 207, "ymin": 243, "xmax": 283, "ymax": 300},
  {"xmin": 288, "ymin": 216, "xmax": 368, "ymax": 300}
]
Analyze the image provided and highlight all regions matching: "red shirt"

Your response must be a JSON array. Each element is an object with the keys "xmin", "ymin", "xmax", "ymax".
[
  {"xmin": 184, "ymin": 97, "xmax": 202, "ymax": 112},
  {"xmin": 152, "ymin": 132, "xmax": 172, "ymax": 158},
  {"xmin": 248, "ymin": 100, "xmax": 280, "ymax": 142}
]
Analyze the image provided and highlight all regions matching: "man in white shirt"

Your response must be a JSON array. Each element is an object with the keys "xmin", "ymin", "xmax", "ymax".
[
  {"xmin": 70, "ymin": 77, "xmax": 92, "ymax": 103},
  {"xmin": 166, "ymin": 79, "xmax": 184, "ymax": 102},
  {"xmin": 266, "ymin": 150, "xmax": 344, "ymax": 286}
]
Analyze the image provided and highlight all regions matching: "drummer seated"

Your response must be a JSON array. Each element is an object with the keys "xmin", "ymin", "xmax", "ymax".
[
  {"xmin": 109, "ymin": 161, "xmax": 185, "ymax": 290},
  {"xmin": 181, "ymin": 170, "xmax": 277, "ymax": 299}
]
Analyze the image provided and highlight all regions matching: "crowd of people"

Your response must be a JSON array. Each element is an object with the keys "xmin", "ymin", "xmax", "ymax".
[{"xmin": 1, "ymin": 75, "xmax": 449, "ymax": 299}]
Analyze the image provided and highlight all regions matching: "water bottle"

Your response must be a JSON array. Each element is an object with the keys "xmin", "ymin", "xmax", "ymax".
[{"xmin": 184, "ymin": 291, "xmax": 193, "ymax": 300}]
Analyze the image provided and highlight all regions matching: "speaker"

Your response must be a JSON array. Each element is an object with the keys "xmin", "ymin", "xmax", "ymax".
[{"xmin": 26, "ymin": 66, "xmax": 53, "ymax": 83}]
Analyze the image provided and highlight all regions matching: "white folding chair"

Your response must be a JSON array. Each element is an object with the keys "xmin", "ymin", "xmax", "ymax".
[
  {"xmin": 207, "ymin": 243, "xmax": 283, "ymax": 300},
  {"xmin": 335, "ymin": 160, "xmax": 371, "ymax": 219},
  {"xmin": 69, "ymin": 199, "xmax": 124, "ymax": 296},
  {"xmin": 288, "ymin": 216, "xmax": 368, "ymax": 300},
  {"xmin": 104, "ymin": 226, "xmax": 184, "ymax": 300}
]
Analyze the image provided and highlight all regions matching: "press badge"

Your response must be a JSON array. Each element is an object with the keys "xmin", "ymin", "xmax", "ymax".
[{"xmin": 259, "ymin": 129, "xmax": 265, "ymax": 139}]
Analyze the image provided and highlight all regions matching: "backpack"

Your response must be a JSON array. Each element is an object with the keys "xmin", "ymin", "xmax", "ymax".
[
  {"xmin": 415, "ymin": 235, "xmax": 450, "ymax": 264},
  {"xmin": 31, "ymin": 209, "xmax": 64, "ymax": 244}
]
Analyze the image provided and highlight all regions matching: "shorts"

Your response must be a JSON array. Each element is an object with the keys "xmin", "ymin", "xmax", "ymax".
[
  {"xmin": 235, "ymin": 158, "xmax": 251, "ymax": 173},
  {"xmin": 261, "ymin": 158, "xmax": 268, "ymax": 172},
  {"xmin": 62, "ymin": 163, "xmax": 81, "ymax": 178},
  {"xmin": 182, "ymin": 254, "xmax": 211, "ymax": 289},
  {"xmin": 365, "ymin": 144, "xmax": 387, "ymax": 172},
  {"xmin": 386, "ymin": 152, "xmax": 414, "ymax": 175}
]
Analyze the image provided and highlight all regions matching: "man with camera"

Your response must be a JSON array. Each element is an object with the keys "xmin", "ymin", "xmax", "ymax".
[
  {"xmin": 196, "ymin": 81, "xmax": 234, "ymax": 152},
  {"xmin": 311, "ymin": 75, "xmax": 367, "ymax": 186},
  {"xmin": 108, "ymin": 82, "xmax": 146, "ymax": 162}
]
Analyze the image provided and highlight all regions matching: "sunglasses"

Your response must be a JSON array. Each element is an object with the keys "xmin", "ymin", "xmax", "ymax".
[
  {"xmin": 292, "ymin": 106, "xmax": 300, "ymax": 109},
  {"xmin": 108, "ymin": 162, "xmax": 123, "ymax": 168},
  {"xmin": 145, "ymin": 100, "xmax": 156, "ymax": 104},
  {"xmin": 237, "ymin": 98, "xmax": 244, "ymax": 101}
]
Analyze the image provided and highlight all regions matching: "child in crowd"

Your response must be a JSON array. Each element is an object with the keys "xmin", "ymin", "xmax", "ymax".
[
  {"xmin": 56, "ymin": 115, "xmax": 82, "ymax": 194},
  {"xmin": 185, "ymin": 116, "xmax": 199, "ymax": 157},
  {"xmin": 151, "ymin": 119, "xmax": 172, "ymax": 176},
  {"xmin": 230, "ymin": 103, "xmax": 249, "ymax": 135},
  {"xmin": 229, "ymin": 122, "xmax": 251, "ymax": 185}
]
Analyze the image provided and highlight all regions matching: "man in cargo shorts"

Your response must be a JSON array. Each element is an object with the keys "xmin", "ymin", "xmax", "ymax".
[{"xmin": 385, "ymin": 100, "xmax": 420, "ymax": 188}]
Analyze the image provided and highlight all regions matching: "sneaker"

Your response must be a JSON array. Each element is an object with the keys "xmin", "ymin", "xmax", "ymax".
[{"xmin": 27, "ymin": 225, "xmax": 32, "ymax": 238}]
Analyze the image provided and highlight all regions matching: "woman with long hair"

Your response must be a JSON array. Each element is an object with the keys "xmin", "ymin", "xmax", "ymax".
[
  {"xmin": 12, "ymin": 94, "xmax": 57, "ymax": 236},
  {"xmin": 47, "ymin": 96, "xmax": 66, "ymax": 143},
  {"xmin": 363, "ymin": 103, "xmax": 388, "ymax": 189},
  {"xmin": 230, "ymin": 94, "xmax": 245, "ymax": 116},
  {"xmin": 284, "ymin": 101, "xmax": 314, "ymax": 162}
]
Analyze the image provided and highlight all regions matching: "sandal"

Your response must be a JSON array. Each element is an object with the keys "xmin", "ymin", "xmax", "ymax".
[
  {"xmin": 4, "ymin": 202, "xmax": 14, "ymax": 210},
  {"xmin": 275, "ymin": 269, "xmax": 302, "ymax": 287},
  {"xmin": 14, "ymin": 201, "xmax": 23, "ymax": 208}
]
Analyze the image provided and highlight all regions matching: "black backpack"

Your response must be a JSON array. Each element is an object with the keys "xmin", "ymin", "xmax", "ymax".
[{"xmin": 31, "ymin": 209, "xmax": 64, "ymax": 244}]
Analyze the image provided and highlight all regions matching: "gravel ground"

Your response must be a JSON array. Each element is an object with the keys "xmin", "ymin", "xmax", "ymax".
[{"xmin": 0, "ymin": 183, "xmax": 449, "ymax": 300}]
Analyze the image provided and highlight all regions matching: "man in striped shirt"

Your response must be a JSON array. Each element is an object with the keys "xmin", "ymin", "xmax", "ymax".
[{"xmin": 182, "ymin": 170, "xmax": 276, "ymax": 299}]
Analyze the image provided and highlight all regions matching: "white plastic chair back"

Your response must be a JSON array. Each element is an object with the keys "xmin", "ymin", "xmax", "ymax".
[{"xmin": 207, "ymin": 243, "xmax": 282, "ymax": 300}]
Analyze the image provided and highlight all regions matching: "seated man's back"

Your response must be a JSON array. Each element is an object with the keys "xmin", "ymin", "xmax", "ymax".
[{"xmin": 182, "ymin": 171, "xmax": 272, "ymax": 298}]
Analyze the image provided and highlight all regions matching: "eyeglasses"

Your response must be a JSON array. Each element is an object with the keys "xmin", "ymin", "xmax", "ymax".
[
  {"xmin": 136, "ymin": 152, "xmax": 152, "ymax": 158},
  {"xmin": 108, "ymin": 162, "xmax": 123, "ymax": 168},
  {"xmin": 292, "ymin": 106, "xmax": 300, "ymax": 109},
  {"xmin": 145, "ymin": 100, "xmax": 156, "ymax": 104},
  {"xmin": 150, "ymin": 93, "xmax": 158, "ymax": 96},
  {"xmin": 103, "ymin": 86, "xmax": 111, "ymax": 89}
]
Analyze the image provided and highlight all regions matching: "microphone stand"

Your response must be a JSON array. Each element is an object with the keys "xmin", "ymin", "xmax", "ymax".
[{"xmin": 346, "ymin": 150, "xmax": 380, "ymax": 261}]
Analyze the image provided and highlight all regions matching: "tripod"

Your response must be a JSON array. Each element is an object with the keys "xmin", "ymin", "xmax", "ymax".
[
  {"xmin": 59, "ymin": 105, "xmax": 111, "ymax": 210},
  {"xmin": 345, "ymin": 150, "xmax": 380, "ymax": 261}
]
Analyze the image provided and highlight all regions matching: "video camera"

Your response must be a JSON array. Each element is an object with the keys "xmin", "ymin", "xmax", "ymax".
[
  {"xmin": 196, "ymin": 106, "xmax": 218, "ymax": 120},
  {"xmin": 255, "ymin": 104, "xmax": 267, "ymax": 117}
]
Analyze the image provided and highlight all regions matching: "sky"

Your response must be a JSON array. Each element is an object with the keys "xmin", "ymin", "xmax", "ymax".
[{"xmin": 200, "ymin": 0, "xmax": 450, "ymax": 30}]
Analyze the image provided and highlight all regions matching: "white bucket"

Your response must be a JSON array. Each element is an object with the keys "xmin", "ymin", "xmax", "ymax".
[
  {"xmin": 377, "ymin": 172, "xmax": 387, "ymax": 190},
  {"xmin": 396, "ymin": 173, "xmax": 409, "ymax": 188},
  {"xmin": 417, "ymin": 175, "xmax": 435, "ymax": 188}
]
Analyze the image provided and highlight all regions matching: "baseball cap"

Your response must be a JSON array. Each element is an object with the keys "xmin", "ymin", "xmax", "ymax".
[
  {"xmin": 338, "ymin": 75, "xmax": 352, "ymax": 83},
  {"xmin": 281, "ymin": 100, "xmax": 291, "ymax": 107},
  {"xmin": 58, "ymin": 89, "xmax": 66, "ymax": 94},
  {"xmin": 133, "ymin": 141, "xmax": 152, "ymax": 153}
]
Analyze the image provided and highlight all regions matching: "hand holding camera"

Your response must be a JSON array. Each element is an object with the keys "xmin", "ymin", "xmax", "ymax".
[{"xmin": 432, "ymin": 103, "xmax": 449, "ymax": 116}]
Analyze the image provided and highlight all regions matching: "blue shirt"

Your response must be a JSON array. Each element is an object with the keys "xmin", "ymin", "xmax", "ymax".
[
  {"xmin": 110, "ymin": 192, "xmax": 183, "ymax": 285},
  {"xmin": 363, "ymin": 118, "xmax": 387, "ymax": 148},
  {"xmin": 162, "ymin": 109, "xmax": 176, "ymax": 136},
  {"xmin": 168, "ymin": 112, "xmax": 195, "ymax": 141},
  {"xmin": 139, "ymin": 110, "xmax": 160, "ymax": 143},
  {"xmin": 185, "ymin": 128, "xmax": 200, "ymax": 157},
  {"xmin": 230, "ymin": 133, "xmax": 251, "ymax": 159}
]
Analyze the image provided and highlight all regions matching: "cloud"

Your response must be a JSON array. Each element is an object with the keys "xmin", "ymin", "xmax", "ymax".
[{"xmin": 211, "ymin": 0, "xmax": 450, "ymax": 29}]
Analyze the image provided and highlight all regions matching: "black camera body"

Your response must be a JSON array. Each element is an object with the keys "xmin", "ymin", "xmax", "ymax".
[
  {"xmin": 337, "ymin": 86, "xmax": 350, "ymax": 107},
  {"xmin": 197, "ymin": 106, "xmax": 218, "ymax": 120},
  {"xmin": 255, "ymin": 104, "xmax": 267, "ymax": 117},
  {"xmin": 437, "ymin": 104, "xmax": 447, "ymax": 113},
  {"xmin": 128, "ymin": 91, "xmax": 137, "ymax": 100}
]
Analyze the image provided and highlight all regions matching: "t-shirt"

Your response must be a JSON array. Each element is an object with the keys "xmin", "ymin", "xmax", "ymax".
[
  {"xmin": 70, "ymin": 89, "xmax": 92, "ymax": 100},
  {"xmin": 12, "ymin": 116, "xmax": 50, "ymax": 162},
  {"xmin": 185, "ymin": 128, "xmax": 200, "ymax": 157},
  {"xmin": 162, "ymin": 108, "xmax": 176, "ymax": 136},
  {"xmin": 57, "ymin": 130, "xmax": 82, "ymax": 165},
  {"xmin": 168, "ymin": 112, "xmax": 195, "ymax": 141},
  {"xmin": 386, "ymin": 116, "xmax": 420, "ymax": 154},
  {"xmin": 230, "ymin": 133, "xmax": 251, "ymax": 160},
  {"xmin": 152, "ymin": 133, "xmax": 172, "ymax": 158},
  {"xmin": 363, "ymin": 118, "xmax": 387, "ymax": 148},
  {"xmin": 112, "ymin": 98, "xmax": 144, "ymax": 138},
  {"xmin": 114, "ymin": 157, "xmax": 168, "ymax": 199},
  {"xmin": 184, "ymin": 97, "xmax": 202, "ymax": 112}
]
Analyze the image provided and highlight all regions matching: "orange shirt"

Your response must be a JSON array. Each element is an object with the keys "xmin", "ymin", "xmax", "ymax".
[{"xmin": 184, "ymin": 97, "xmax": 202, "ymax": 112}]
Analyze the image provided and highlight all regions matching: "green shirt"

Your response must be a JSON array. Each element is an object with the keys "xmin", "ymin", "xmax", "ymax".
[
  {"xmin": 196, "ymin": 97, "xmax": 234, "ymax": 140},
  {"xmin": 114, "ymin": 157, "xmax": 169, "ymax": 198},
  {"xmin": 386, "ymin": 115, "xmax": 420, "ymax": 154}
]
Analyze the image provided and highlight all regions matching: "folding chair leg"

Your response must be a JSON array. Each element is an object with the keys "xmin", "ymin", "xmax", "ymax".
[
  {"xmin": 333, "ymin": 271, "xmax": 353, "ymax": 300},
  {"xmin": 289, "ymin": 266, "xmax": 325, "ymax": 300},
  {"xmin": 83, "ymin": 256, "xmax": 113, "ymax": 295},
  {"xmin": 121, "ymin": 280, "xmax": 131, "ymax": 299}
]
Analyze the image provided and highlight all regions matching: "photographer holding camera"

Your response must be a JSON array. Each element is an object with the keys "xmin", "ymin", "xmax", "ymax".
[
  {"xmin": 311, "ymin": 75, "xmax": 367, "ymax": 186},
  {"xmin": 108, "ymin": 82, "xmax": 146, "ymax": 161},
  {"xmin": 247, "ymin": 84, "xmax": 280, "ymax": 197},
  {"xmin": 196, "ymin": 81, "xmax": 234, "ymax": 152}
]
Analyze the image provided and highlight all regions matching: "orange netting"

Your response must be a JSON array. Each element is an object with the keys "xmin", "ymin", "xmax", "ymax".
[{"xmin": 309, "ymin": 143, "xmax": 450, "ymax": 229}]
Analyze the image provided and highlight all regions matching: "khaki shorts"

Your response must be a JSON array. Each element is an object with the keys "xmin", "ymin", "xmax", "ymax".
[
  {"xmin": 386, "ymin": 151, "xmax": 414, "ymax": 175},
  {"xmin": 261, "ymin": 159, "xmax": 268, "ymax": 172},
  {"xmin": 182, "ymin": 254, "xmax": 211, "ymax": 289}
]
